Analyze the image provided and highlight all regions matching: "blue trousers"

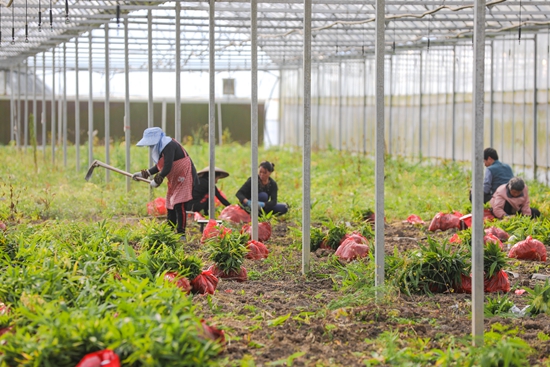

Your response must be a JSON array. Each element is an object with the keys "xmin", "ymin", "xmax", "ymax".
[{"xmin": 258, "ymin": 192, "xmax": 288, "ymax": 215}]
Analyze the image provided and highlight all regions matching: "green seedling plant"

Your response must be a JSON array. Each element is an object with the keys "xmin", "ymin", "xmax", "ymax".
[
  {"xmin": 526, "ymin": 280, "xmax": 550, "ymax": 316},
  {"xmin": 484, "ymin": 294, "xmax": 514, "ymax": 317},
  {"xmin": 483, "ymin": 241, "xmax": 508, "ymax": 279},
  {"xmin": 207, "ymin": 231, "xmax": 248, "ymax": 274},
  {"xmin": 324, "ymin": 220, "xmax": 347, "ymax": 250}
]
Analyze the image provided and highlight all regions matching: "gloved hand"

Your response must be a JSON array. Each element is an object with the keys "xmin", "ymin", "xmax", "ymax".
[
  {"xmin": 132, "ymin": 169, "xmax": 150, "ymax": 180},
  {"xmin": 150, "ymin": 179, "xmax": 160, "ymax": 188},
  {"xmin": 246, "ymin": 200, "xmax": 265, "ymax": 208},
  {"xmin": 258, "ymin": 201, "xmax": 265, "ymax": 208}
]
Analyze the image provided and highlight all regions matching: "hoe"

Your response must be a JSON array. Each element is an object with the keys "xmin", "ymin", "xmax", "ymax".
[{"xmin": 85, "ymin": 160, "xmax": 151, "ymax": 183}]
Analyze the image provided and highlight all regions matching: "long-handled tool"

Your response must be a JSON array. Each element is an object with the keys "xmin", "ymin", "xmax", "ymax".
[{"xmin": 85, "ymin": 159, "xmax": 151, "ymax": 183}]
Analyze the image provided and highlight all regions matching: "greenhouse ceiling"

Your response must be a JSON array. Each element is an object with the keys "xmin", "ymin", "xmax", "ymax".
[{"xmin": 1, "ymin": 0, "xmax": 550, "ymax": 70}]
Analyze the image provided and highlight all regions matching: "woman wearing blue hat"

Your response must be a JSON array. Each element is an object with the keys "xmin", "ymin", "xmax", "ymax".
[{"xmin": 133, "ymin": 127, "xmax": 198, "ymax": 241}]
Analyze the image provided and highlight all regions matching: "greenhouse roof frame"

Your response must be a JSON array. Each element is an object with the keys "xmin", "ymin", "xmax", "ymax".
[{"xmin": 1, "ymin": 0, "xmax": 550, "ymax": 70}]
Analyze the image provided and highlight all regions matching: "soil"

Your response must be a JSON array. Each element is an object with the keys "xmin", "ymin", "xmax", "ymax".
[{"xmin": 190, "ymin": 219, "xmax": 550, "ymax": 367}]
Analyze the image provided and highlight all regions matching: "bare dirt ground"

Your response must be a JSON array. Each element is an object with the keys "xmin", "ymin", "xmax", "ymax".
[{"xmin": 190, "ymin": 220, "xmax": 550, "ymax": 367}]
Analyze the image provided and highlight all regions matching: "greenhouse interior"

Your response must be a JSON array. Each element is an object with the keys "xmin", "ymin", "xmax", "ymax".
[{"xmin": 2, "ymin": 0, "xmax": 550, "ymax": 365}]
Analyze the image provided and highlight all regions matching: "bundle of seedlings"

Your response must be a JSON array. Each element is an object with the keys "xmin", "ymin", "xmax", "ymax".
[
  {"xmin": 396, "ymin": 237, "xmax": 468, "ymax": 295},
  {"xmin": 206, "ymin": 231, "xmax": 249, "ymax": 282},
  {"xmin": 321, "ymin": 221, "xmax": 348, "ymax": 250},
  {"xmin": 508, "ymin": 236, "xmax": 547, "ymax": 261},
  {"xmin": 526, "ymin": 280, "xmax": 550, "ymax": 316},
  {"xmin": 309, "ymin": 226, "xmax": 326, "ymax": 252},
  {"xmin": 482, "ymin": 241, "xmax": 510, "ymax": 293},
  {"xmin": 241, "ymin": 217, "xmax": 272, "ymax": 242},
  {"xmin": 201, "ymin": 219, "xmax": 232, "ymax": 244},
  {"xmin": 138, "ymin": 221, "xmax": 181, "ymax": 251},
  {"xmin": 496, "ymin": 215, "xmax": 550, "ymax": 246}
]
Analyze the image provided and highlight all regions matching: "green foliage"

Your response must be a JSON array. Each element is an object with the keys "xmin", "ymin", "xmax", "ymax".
[
  {"xmin": 207, "ymin": 231, "xmax": 248, "ymax": 273},
  {"xmin": 139, "ymin": 221, "xmax": 181, "ymax": 252},
  {"xmin": 495, "ymin": 215, "xmax": 550, "ymax": 245},
  {"xmin": 483, "ymin": 241, "xmax": 508, "ymax": 279},
  {"xmin": 484, "ymin": 294, "xmax": 514, "ymax": 317},
  {"xmin": 525, "ymin": 280, "xmax": 550, "ymax": 316},
  {"xmin": 470, "ymin": 323, "xmax": 532, "ymax": 367},
  {"xmin": 324, "ymin": 221, "xmax": 347, "ymax": 250},
  {"xmin": 396, "ymin": 237, "xmax": 468, "ymax": 295},
  {"xmin": 309, "ymin": 226, "xmax": 325, "ymax": 252}
]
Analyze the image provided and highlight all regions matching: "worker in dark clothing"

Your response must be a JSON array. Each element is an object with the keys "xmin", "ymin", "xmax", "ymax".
[
  {"xmin": 236, "ymin": 161, "xmax": 288, "ymax": 215},
  {"xmin": 132, "ymin": 127, "xmax": 199, "ymax": 241},
  {"xmin": 470, "ymin": 147, "xmax": 514, "ymax": 203},
  {"xmin": 187, "ymin": 166, "xmax": 231, "ymax": 216}
]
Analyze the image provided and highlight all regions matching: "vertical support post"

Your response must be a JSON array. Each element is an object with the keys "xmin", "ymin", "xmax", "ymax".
[
  {"xmin": 302, "ymin": 0, "xmax": 312, "ymax": 274},
  {"xmin": 88, "ymin": 32, "xmax": 94, "ymax": 168},
  {"xmin": 217, "ymin": 102, "xmax": 223, "ymax": 145},
  {"xmin": 148, "ymin": 9, "xmax": 154, "ymax": 168},
  {"xmin": 125, "ymin": 18, "xmax": 131, "ymax": 192},
  {"xmin": 175, "ymin": 1, "xmax": 181, "ymax": 142},
  {"xmin": 375, "ymin": 0, "xmax": 385, "ymax": 296},
  {"xmin": 17, "ymin": 64, "xmax": 21, "ymax": 149},
  {"xmin": 63, "ymin": 42, "xmax": 68, "ymax": 167},
  {"xmin": 208, "ymin": 0, "xmax": 216, "ymax": 218},
  {"xmin": 24, "ymin": 60, "xmax": 29, "ymax": 150},
  {"xmin": 105, "ymin": 24, "xmax": 111, "ymax": 182},
  {"xmin": 316, "ymin": 64, "xmax": 321, "ymax": 149},
  {"xmin": 278, "ymin": 68, "xmax": 283, "ymax": 146},
  {"xmin": 533, "ymin": 36, "xmax": 538, "ymax": 179},
  {"xmin": 75, "ymin": 37, "xmax": 81, "ymax": 172},
  {"xmin": 418, "ymin": 52, "xmax": 423, "ymax": 159},
  {"xmin": 338, "ymin": 62, "xmax": 343, "ymax": 151},
  {"xmin": 51, "ymin": 48, "xmax": 56, "ymax": 164},
  {"xmin": 490, "ymin": 40, "xmax": 495, "ymax": 147},
  {"xmin": 161, "ymin": 100, "xmax": 167, "ymax": 132},
  {"xmin": 471, "ymin": 0, "xmax": 486, "ymax": 346},
  {"xmin": 42, "ymin": 53, "xmax": 46, "ymax": 156},
  {"xmin": 33, "ymin": 56, "xmax": 37, "ymax": 152},
  {"xmin": 10, "ymin": 66, "xmax": 14, "ymax": 144},
  {"xmin": 389, "ymin": 55, "xmax": 393, "ymax": 156},
  {"xmin": 251, "ymin": 0, "xmax": 259, "ymax": 240},
  {"xmin": 452, "ymin": 46, "xmax": 457, "ymax": 161}
]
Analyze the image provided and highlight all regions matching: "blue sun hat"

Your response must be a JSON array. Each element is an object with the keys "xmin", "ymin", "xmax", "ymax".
[{"xmin": 137, "ymin": 127, "xmax": 164, "ymax": 147}]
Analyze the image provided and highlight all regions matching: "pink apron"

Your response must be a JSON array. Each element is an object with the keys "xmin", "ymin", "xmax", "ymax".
[{"xmin": 156, "ymin": 140, "xmax": 193, "ymax": 210}]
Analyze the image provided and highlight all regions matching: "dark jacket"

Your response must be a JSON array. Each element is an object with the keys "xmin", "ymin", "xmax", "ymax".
[
  {"xmin": 187, "ymin": 176, "xmax": 230, "ymax": 214},
  {"xmin": 485, "ymin": 160, "xmax": 513, "ymax": 194},
  {"xmin": 236, "ymin": 176, "xmax": 279, "ymax": 211}
]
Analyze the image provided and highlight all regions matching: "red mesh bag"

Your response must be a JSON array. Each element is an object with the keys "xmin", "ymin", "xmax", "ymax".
[
  {"xmin": 246, "ymin": 240, "xmax": 269, "ymax": 260},
  {"xmin": 428, "ymin": 211, "xmax": 463, "ymax": 232},
  {"xmin": 459, "ymin": 209, "xmax": 496, "ymax": 229},
  {"xmin": 147, "ymin": 197, "xmax": 167, "ymax": 216},
  {"xmin": 191, "ymin": 270, "xmax": 219, "ymax": 294},
  {"xmin": 76, "ymin": 350, "xmax": 120, "ymax": 367},
  {"xmin": 201, "ymin": 219, "xmax": 232, "ymax": 244},
  {"xmin": 219, "ymin": 204, "xmax": 251, "ymax": 224},
  {"xmin": 484, "ymin": 226, "xmax": 510, "ymax": 242},
  {"xmin": 406, "ymin": 214, "xmax": 425, "ymax": 225},
  {"xmin": 454, "ymin": 274, "xmax": 472, "ymax": 294},
  {"xmin": 164, "ymin": 272, "xmax": 192, "ymax": 294},
  {"xmin": 241, "ymin": 222, "xmax": 272, "ymax": 242},
  {"xmin": 208, "ymin": 264, "xmax": 248, "ymax": 282},
  {"xmin": 484, "ymin": 270, "xmax": 510, "ymax": 293},
  {"xmin": 449, "ymin": 233, "xmax": 461, "ymax": 244},
  {"xmin": 484, "ymin": 233, "xmax": 503, "ymax": 250},
  {"xmin": 201, "ymin": 319, "xmax": 226, "ymax": 344},
  {"xmin": 335, "ymin": 234, "xmax": 370, "ymax": 261},
  {"xmin": 508, "ymin": 236, "xmax": 547, "ymax": 261}
]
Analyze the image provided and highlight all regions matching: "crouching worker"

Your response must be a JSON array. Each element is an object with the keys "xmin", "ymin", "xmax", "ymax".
[
  {"xmin": 187, "ymin": 166, "xmax": 231, "ymax": 216},
  {"xmin": 490, "ymin": 177, "xmax": 540, "ymax": 219},
  {"xmin": 132, "ymin": 127, "xmax": 198, "ymax": 241},
  {"xmin": 236, "ymin": 161, "xmax": 288, "ymax": 216}
]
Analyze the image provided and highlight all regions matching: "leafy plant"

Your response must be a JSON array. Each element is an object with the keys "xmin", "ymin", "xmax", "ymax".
[
  {"xmin": 207, "ymin": 231, "xmax": 248, "ymax": 273},
  {"xmin": 139, "ymin": 221, "xmax": 181, "ymax": 251},
  {"xmin": 484, "ymin": 294, "xmax": 514, "ymax": 317},
  {"xmin": 469, "ymin": 323, "xmax": 532, "ymax": 367},
  {"xmin": 525, "ymin": 280, "xmax": 550, "ymax": 316},
  {"xmin": 396, "ymin": 237, "xmax": 468, "ymax": 295},
  {"xmin": 324, "ymin": 220, "xmax": 347, "ymax": 250},
  {"xmin": 310, "ymin": 226, "xmax": 325, "ymax": 252},
  {"xmin": 483, "ymin": 241, "xmax": 508, "ymax": 279}
]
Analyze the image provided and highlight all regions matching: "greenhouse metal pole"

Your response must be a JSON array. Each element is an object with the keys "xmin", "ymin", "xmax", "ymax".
[
  {"xmin": 338, "ymin": 62, "xmax": 343, "ymax": 151},
  {"xmin": 175, "ymin": 1, "xmax": 181, "ymax": 143},
  {"xmin": 374, "ymin": 0, "xmax": 385, "ymax": 294},
  {"xmin": 9, "ymin": 67, "xmax": 14, "ymax": 143},
  {"xmin": 452, "ymin": 46, "xmax": 456, "ymax": 162},
  {"xmin": 316, "ymin": 64, "xmax": 321, "ymax": 148},
  {"xmin": 51, "ymin": 48, "xmax": 56, "ymax": 165},
  {"xmin": 148, "ymin": 10, "xmax": 154, "ymax": 169},
  {"xmin": 418, "ymin": 52, "xmax": 423, "ymax": 159},
  {"xmin": 533, "ymin": 36, "xmax": 538, "ymax": 179},
  {"xmin": 63, "ymin": 42, "xmax": 67, "ymax": 167},
  {"xmin": 251, "ymin": 0, "xmax": 259, "ymax": 240},
  {"xmin": 75, "ymin": 38, "xmax": 80, "ymax": 172},
  {"xmin": 278, "ymin": 68, "xmax": 283, "ymax": 145},
  {"xmin": 208, "ymin": 0, "xmax": 216, "ymax": 218},
  {"xmin": 33, "ymin": 56, "xmax": 37, "ymax": 152},
  {"xmin": 161, "ymin": 101, "xmax": 167, "ymax": 132},
  {"xmin": 105, "ymin": 24, "xmax": 111, "ymax": 183},
  {"xmin": 389, "ymin": 55, "xmax": 393, "ymax": 156},
  {"xmin": 471, "ymin": 0, "xmax": 486, "ymax": 347},
  {"xmin": 24, "ymin": 61, "xmax": 29, "ymax": 151},
  {"xmin": 42, "ymin": 53, "xmax": 46, "ymax": 156},
  {"xmin": 17, "ymin": 64, "xmax": 21, "ymax": 149},
  {"xmin": 363, "ymin": 60, "xmax": 367, "ymax": 154},
  {"xmin": 490, "ymin": 41, "xmax": 494, "ymax": 147},
  {"xmin": 302, "ymin": 0, "xmax": 312, "ymax": 274},
  {"xmin": 125, "ymin": 18, "xmax": 131, "ymax": 192},
  {"xmin": 88, "ymin": 32, "xmax": 94, "ymax": 168}
]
